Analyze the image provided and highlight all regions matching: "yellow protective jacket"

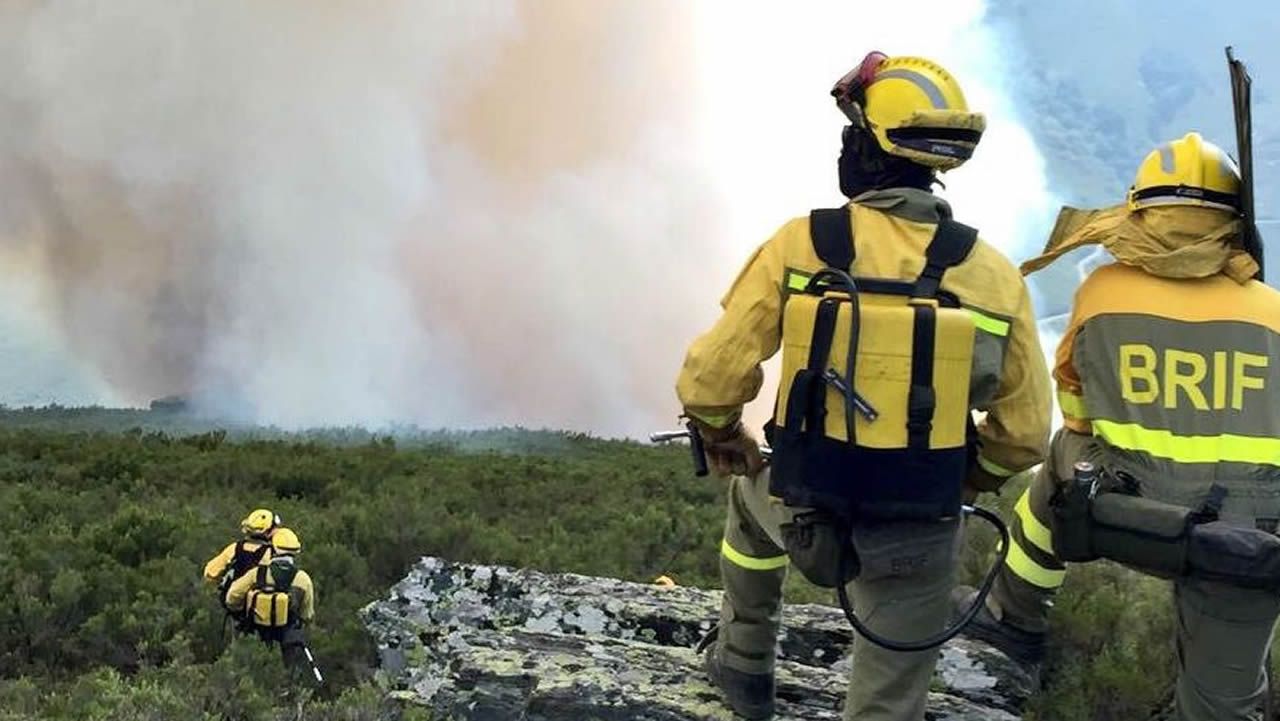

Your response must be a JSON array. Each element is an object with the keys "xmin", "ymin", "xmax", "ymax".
[
  {"xmin": 677, "ymin": 188, "xmax": 1051, "ymax": 489},
  {"xmin": 1046, "ymin": 251, "xmax": 1280, "ymax": 520},
  {"xmin": 225, "ymin": 561, "xmax": 316, "ymax": 623},
  {"xmin": 203, "ymin": 539, "xmax": 272, "ymax": 586}
]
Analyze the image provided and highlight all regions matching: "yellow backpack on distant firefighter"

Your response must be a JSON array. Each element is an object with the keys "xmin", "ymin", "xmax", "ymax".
[
  {"xmin": 246, "ymin": 556, "xmax": 301, "ymax": 629},
  {"xmin": 767, "ymin": 206, "xmax": 978, "ymax": 522}
]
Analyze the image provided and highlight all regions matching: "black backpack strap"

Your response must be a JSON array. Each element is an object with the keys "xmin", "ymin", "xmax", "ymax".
[
  {"xmin": 915, "ymin": 219, "xmax": 978, "ymax": 298},
  {"xmin": 233, "ymin": 540, "xmax": 267, "ymax": 576},
  {"xmin": 255, "ymin": 564, "xmax": 269, "ymax": 590},
  {"xmin": 904, "ymin": 219, "xmax": 975, "ymax": 447},
  {"xmin": 907, "ymin": 303, "xmax": 938, "ymax": 449},
  {"xmin": 809, "ymin": 208, "xmax": 855, "ymax": 270},
  {"xmin": 783, "ymin": 297, "xmax": 840, "ymax": 442},
  {"xmin": 805, "ymin": 299, "xmax": 841, "ymax": 437}
]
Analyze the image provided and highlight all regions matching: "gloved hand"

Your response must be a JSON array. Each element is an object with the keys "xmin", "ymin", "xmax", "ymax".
[
  {"xmin": 693, "ymin": 419, "xmax": 765, "ymax": 478},
  {"xmin": 965, "ymin": 464, "xmax": 1010, "ymax": 497}
]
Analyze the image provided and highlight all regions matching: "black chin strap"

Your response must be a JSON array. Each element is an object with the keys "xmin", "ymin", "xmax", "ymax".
[{"xmin": 838, "ymin": 125, "xmax": 935, "ymax": 198}]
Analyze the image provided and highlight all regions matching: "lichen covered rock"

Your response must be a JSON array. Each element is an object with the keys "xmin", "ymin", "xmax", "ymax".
[{"xmin": 362, "ymin": 557, "xmax": 1031, "ymax": 720}]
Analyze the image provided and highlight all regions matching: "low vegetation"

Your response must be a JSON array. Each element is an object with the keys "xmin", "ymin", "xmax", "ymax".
[{"xmin": 0, "ymin": 408, "xmax": 1267, "ymax": 719}]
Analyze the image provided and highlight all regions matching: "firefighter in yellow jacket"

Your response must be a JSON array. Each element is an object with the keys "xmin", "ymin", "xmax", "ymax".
[
  {"xmin": 676, "ymin": 52, "xmax": 1051, "ymax": 721},
  {"xmin": 225, "ymin": 528, "xmax": 316, "ymax": 674},
  {"xmin": 203, "ymin": 508, "xmax": 281, "ymax": 608},
  {"xmin": 957, "ymin": 132, "xmax": 1280, "ymax": 721}
]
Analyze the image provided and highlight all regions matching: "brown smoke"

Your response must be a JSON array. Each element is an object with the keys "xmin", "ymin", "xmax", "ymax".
[
  {"xmin": 0, "ymin": 1, "xmax": 1049, "ymax": 435},
  {"xmin": 403, "ymin": 1, "xmax": 714, "ymax": 429},
  {"xmin": 0, "ymin": 0, "xmax": 723, "ymax": 434}
]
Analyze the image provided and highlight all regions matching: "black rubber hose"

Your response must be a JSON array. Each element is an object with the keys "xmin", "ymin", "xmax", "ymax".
[{"xmin": 835, "ymin": 505, "xmax": 1011, "ymax": 653}]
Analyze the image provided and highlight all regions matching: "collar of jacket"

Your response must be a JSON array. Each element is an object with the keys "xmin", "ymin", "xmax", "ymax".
[
  {"xmin": 850, "ymin": 187, "xmax": 952, "ymax": 224},
  {"xmin": 1021, "ymin": 204, "xmax": 1257, "ymax": 284}
]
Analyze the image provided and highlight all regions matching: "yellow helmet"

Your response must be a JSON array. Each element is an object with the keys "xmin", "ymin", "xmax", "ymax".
[
  {"xmin": 1127, "ymin": 132, "xmax": 1241, "ymax": 213},
  {"xmin": 271, "ymin": 527, "xmax": 302, "ymax": 555},
  {"xmin": 832, "ymin": 52, "xmax": 986, "ymax": 171},
  {"xmin": 240, "ymin": 508, "xmax": 280, "ymax": 537}
]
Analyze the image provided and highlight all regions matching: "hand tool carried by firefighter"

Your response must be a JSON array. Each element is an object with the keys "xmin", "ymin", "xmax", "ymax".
[{"xmin": 1227, "ymin": 46, "xmax": 1264, "ymax": 281}]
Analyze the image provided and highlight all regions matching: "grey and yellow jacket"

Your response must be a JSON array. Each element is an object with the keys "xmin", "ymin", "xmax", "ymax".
[
  {"xmin": 1025, "ymin": 205, "xmax": 1280, "ymax": 520},
  {"xmin": 677, "ymin": 188, "xmax": 1052, "ymax": 490}
]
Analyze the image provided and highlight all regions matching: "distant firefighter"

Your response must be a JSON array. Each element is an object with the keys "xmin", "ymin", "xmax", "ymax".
[
  {"xmin": 225, "ymin": 528, "xmax": 320, "ymax": 682},
  {"xmin": 204, "ymin": 508, "xmax": 282, "ymax": 616}
]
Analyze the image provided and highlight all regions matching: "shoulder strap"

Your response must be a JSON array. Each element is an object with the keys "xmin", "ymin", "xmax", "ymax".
[
  {"xmin": 903, "ymin": 220, "xmax": 977, "ymax": 449},
  {"xmin": 255, "ymin": 564, "xmax": 270, "ymax": 590},
  {"xmin": 809, "ymin": 208, "xmax": 855, "ymax": 271},
  {"xmin": 915, "ymin": 219, "xmax": 978, "ymax": 298},
  {"xmin": 907, "ymin": 304, "xmax": 938, "ymax": 450},
  {"xmin": 234, "ymin": 541, "xmax": 269, "ymax": 575}
]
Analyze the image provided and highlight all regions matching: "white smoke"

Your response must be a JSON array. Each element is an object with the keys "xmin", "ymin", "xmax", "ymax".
[
  {"xmin": 0, "ymin": 0, "xmax": 1058, "ymax": 436},
  {"xmin": 1, "ymin": 0, "xmax": 527, "ymax": 425},
  {"xmin": 690, "ymin": 1, "xmax": 1059, "ymax": 428}
]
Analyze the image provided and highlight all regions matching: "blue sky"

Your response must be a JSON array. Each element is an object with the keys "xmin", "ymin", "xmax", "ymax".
[{"xmin": 985, "ymin": 0, "xmax": 1279, "ymax": 322}]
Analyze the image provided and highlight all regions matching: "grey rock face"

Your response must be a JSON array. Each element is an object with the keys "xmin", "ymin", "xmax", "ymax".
[{"xmin": 362, "ymin": 557, "xmax": 1031, "ymax": 720}]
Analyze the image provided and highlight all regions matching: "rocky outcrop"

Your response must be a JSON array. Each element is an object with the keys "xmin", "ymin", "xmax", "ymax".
[{"xmin": 362, "ymin": 557, "xmax": 1032, "ymax": 720}]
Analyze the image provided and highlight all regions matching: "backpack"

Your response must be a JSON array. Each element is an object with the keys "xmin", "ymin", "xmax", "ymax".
[
  {"xmin": 246, "ymin": 556, "xmax": 300, "ymax": 629},
  {"xmin": 767, "ymin": 207, "xmax": 979, "ymax": 523}
]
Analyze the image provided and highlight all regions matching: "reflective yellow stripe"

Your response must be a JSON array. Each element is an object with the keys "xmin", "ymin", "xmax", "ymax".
[
  {"xmin": 720, "ymin": 538, "xmax": 789, "ymax": 571},
  {"xmin": 1004, "ymin": 537, "xmax": 1066, "ymax": 589},
  {"xmin": 1093, "ymin": 419, "xmax": 1280, "ymax": 467},
  {"xmin": 967, "ymin": 309, "xmax": 1011, "ymax": 337},
  {"xmin": 786, "ymin": 270, "xmax": 812, "ymax": 292},
  {"xmin": 1057, "ymin": 389, "xmax": 1088, "ymax": 419},
  {"xmin": 977, "ymin": 455, "xmax": 1017, "ymax": 478},
  {"xmin": 1015, "ymin": 492, "xmax": 1054, "ymax": 555}
]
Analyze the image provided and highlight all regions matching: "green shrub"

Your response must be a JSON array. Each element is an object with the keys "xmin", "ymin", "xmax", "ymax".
[
  {"xmin": 0, "ymin": 424, "xmax": 714, "ymax": 718},
  {"xmin": 0, "ymin": 415, "xmax": 1245, "ymax": 719}
]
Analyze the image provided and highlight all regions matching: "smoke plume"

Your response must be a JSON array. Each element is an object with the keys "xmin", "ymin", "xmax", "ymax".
[{"xmin": 0, "ymin": 1, "xmax": 1053, "ymax": 436}]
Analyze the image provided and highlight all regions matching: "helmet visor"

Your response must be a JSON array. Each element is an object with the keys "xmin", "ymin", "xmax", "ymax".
[{"xmin": 832, "ymin": 51, "xmax": 888, "ymax": 122}]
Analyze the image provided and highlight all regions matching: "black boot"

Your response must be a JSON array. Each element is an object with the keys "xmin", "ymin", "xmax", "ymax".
[
  {"xmin": 702, "ymin": 644, "xmax": 776, "ymax": 720},
  {"xmin": 951, "ymin": 586, "xmax": 1046, "ymax": 671}
]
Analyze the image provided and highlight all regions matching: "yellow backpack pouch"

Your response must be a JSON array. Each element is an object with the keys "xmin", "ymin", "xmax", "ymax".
[
  {"xmin": 768, "ymin": 209, "xmax": 977, "ymax": 521},
  {"xmin": 247, "ymin": 564, "xmax": 293, "ymax": 629}
]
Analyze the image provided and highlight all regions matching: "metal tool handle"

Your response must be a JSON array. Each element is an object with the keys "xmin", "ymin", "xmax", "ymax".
[
  {"xmin": 685, "ymin": 420, "xmax": 709, "ymax": 477},
  {"xmin": 649, "ymin": 427, "xmax": 772, "ymax": 476},
  {"xmin": 303, "ymin": 643, "xmax": 324, "ymax": 685}
]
